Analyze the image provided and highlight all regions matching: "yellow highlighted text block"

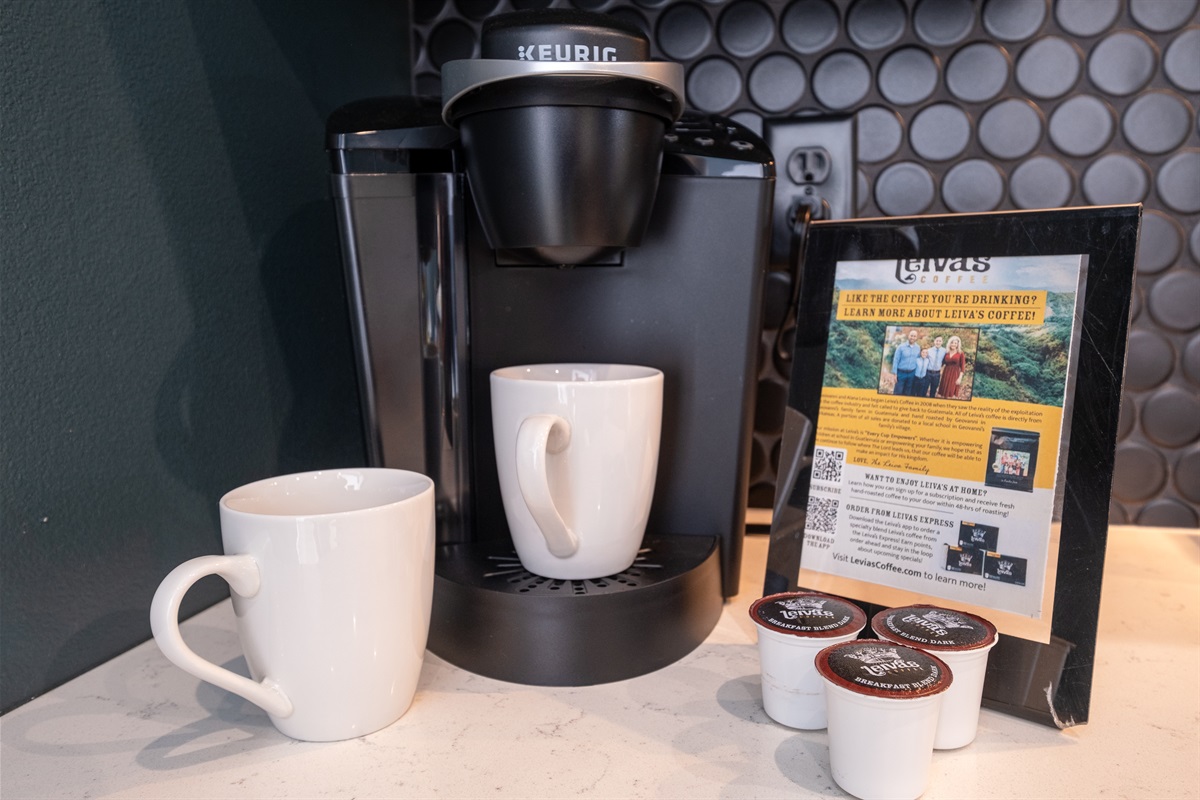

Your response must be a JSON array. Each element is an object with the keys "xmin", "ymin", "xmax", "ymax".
[{"xmin": 814, "ymin": 387, "xmax": 1062, "ymax": 490}]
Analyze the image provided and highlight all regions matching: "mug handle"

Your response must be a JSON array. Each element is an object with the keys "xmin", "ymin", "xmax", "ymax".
[
  {"xmin": 149, "ymin": 555, "xmax": 294, "ymax": 718},
  {"xmin": 516, "ymin": 414, "xmax": 579, "ymax": 558}
]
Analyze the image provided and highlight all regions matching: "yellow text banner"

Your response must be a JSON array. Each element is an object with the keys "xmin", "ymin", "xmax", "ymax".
[{"xmin": 837, "ymin": 290, "xmax": 1047, "ymax": 325}]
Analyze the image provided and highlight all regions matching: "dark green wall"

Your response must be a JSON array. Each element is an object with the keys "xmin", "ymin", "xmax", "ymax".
[{"xmin": 1, "ymin": 0, "xmax": 409, "ymax": 712}]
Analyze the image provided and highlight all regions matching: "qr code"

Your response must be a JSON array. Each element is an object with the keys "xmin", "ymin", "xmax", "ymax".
[
  {"xmin": 805, "ymin": 496, "xmax": 840, "ymax": 534},
  {"xmin": 812, "ymin": 446, "xmax": 846, "ymax": 483}
]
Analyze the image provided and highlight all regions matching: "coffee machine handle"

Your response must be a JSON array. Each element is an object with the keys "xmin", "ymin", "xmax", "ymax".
[{"xmin": 516, "ymin": 414, "xmax": 580, "ymax": 558}]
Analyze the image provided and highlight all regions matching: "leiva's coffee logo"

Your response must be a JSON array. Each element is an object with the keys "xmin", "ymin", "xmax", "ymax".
[
  {"xmin": 997, "ymin": 560, "xmax": 1014, "ymax": 576},
  {"xmin": 844, "ymin": 646, "xmax": 922, "ymax": 677},
  {"xmin": 894, "ymin": 257, "xmax": 991, "ymax": 284},
  {"xmin": 779, "ymin": 597, "xmax": 836, "ymax": 619},
  {"xmin": 902, "ymin": 610, "xmax": 974, "ymax": 638},
  {"xmin": 517, "ymin": 44, "xmax": 618, "ymax": 62},
  {"xmin": 924, "ymin": 610, "xmax": 971, "ymax": 628}
]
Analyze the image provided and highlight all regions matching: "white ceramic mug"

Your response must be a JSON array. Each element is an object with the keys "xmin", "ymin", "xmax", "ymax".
[
  {"xmin": 490, "ymin": 363, "xmax": 663, "ymax": 580},
  {"xmin": 150, "ymin": 468, "xmax": 436, "ymax": 742}
]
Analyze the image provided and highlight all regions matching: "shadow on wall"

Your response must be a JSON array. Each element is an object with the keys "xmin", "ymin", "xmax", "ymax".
[
  {"xmin": 133, "ymin": 0, "xmax": 410, "ymax": 615},
  {"xmin": 147, "ymin": 0, "xmax": 406, "ymax": 506},
  {"xmin": 0, "ymin": 0, "xmax": 406, "ymax": 714},
  {"xmin": 152, "ymin": 200, "xmax": 361, "ymax": 513}
]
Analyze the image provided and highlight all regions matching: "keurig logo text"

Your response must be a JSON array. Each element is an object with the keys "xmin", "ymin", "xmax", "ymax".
[{"xmin": 517, "ymin": 44, "xmax": 618, "ymax": 62}]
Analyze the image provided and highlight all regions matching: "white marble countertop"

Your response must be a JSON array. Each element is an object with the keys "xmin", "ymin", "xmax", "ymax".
[{"xmin": 3, "ymin": 525, "xmax": 1197, "ymax": 799}]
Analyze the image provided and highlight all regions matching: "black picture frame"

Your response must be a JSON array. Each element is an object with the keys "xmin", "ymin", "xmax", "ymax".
[{"xmin": 765, "ymin": 205, "xmax": 1140, "ymax": 728}]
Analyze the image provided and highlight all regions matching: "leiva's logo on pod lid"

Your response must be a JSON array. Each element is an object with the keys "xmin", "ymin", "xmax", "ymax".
[
  {"xmin": 871, "ymin": 604, "xmax": 998, "ymax": 651},
  {"xmin": 817, "ymin": 640, "xmax": 952, "ymax": 699},
  {"xmin": 750, "ymin": 591, "xmax": 867, "ymax": 637}
]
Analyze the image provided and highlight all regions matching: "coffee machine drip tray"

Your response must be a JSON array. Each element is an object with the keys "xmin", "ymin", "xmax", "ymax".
[{"xmin": 429, "ymin": 534, "xmax": 723, "ymax": 686}]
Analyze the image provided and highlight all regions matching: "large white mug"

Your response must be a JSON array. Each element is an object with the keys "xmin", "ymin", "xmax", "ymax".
[
  {"xmin": 150, "ymin": 468, "xmax": 435, "ymax": 742},
  {"xmin": 490, "ymin": 363, "xmax": 663, "ymax": 580}
]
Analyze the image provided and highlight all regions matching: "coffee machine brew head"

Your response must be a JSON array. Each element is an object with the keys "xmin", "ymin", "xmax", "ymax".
[{"xmin": 440, "ymin": 10, "xmax": 684, "ymax": 265}]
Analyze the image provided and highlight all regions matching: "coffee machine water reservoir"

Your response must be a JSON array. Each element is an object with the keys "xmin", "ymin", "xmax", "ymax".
[{"xmin": 328, "ymin": 11, "xmax": 775, "ymax": 685}]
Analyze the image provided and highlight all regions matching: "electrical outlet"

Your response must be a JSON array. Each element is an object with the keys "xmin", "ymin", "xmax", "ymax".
[{"xmin": 764, "ymin": 115, "xmax": 857, "ymax": 269}]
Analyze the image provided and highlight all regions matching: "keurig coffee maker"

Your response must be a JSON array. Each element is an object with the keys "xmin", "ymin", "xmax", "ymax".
[{"xmin": 328, "ymin": 10, "xmax": 775, "ymax": 685}]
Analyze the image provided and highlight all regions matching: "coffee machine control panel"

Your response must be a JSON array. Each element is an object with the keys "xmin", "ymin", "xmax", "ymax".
[{"xmin": 662, "ymin": 113, "xmax": 774, "ymax": 179}]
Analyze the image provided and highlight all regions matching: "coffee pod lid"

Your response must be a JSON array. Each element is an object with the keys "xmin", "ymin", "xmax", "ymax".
[
  {"xmin": 749, "ymin": 591, "xmax": 867, "ymax": 638},
  {"xmin": 816, "ymin": 640, "xmax": 953, "ymax": 699},
  {"xmin": 871, "ymin": 605, "xmax": 998, "ymax": 651}
]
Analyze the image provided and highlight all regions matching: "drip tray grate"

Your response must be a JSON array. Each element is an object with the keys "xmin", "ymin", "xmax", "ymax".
[
  {"xmin": 435, "ymin": 535, "xmax": 718, "ymax": 596},
  {"xmin": 483, "ymin": 549, "xmax": 659, "ymax": 595},
  {"xmin": 429, "ymin": 532, "xmax": 725, "ymax": 684}
]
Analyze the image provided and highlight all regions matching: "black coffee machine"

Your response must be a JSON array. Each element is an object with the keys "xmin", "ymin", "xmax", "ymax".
[{"xmin": 328, "ymin": 11, "xmax": 775, "ymax": 685}]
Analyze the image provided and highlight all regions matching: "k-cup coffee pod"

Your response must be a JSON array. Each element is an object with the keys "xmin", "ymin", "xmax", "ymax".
[
  {"xmin": 871, "ymin": 604, "xmax": 999, "ymax": 750},
  {"xmin": 816, "ymin": 640, "xmax": 952, "ymax": 800},
  {"xmin": 748, "ymin": 591, "xmax": 867, "ymax": 729}
]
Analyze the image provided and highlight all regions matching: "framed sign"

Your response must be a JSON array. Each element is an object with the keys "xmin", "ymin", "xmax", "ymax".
[{"xmin": 766, "ymin": 205, "xmax": 1140, "ymax": 728}]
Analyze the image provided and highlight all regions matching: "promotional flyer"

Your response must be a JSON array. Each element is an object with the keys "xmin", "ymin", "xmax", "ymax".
[{"xmin": 798, "ymin": 255, "xmax": 1086, "ymax": 636}]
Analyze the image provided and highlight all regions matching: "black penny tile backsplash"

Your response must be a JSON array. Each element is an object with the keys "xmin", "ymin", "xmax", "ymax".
[{"xmin": 410, "ymin": 0, "xmax": 1200, "ymax": 527}]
